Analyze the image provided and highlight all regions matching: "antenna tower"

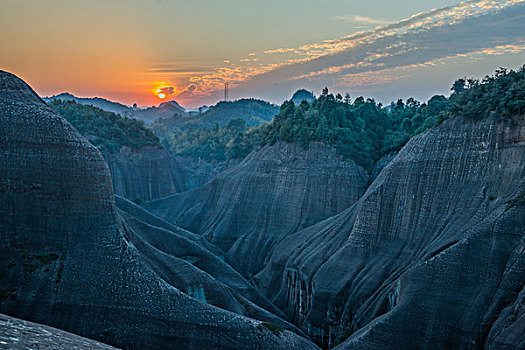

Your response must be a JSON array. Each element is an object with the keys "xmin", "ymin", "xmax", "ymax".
[{"xmin": 224, "ymin": 81, "xmax": 229, "ymax": 101}]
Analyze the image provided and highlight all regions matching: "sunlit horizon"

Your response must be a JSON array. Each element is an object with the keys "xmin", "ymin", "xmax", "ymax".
[{"xmin": 2, "ymin": 0, "xmax": 524, "ymax": 108}]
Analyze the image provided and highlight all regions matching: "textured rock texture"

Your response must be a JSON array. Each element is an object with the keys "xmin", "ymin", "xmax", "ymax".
[
  {"xmin": 145, "ymin": 142, "xmax": 369, "ymax": 278},
  {"xmin": 105, "ymin": 146, "xmax": 207, "ymax": 202},
  {"xmin": 0, "ymin": 71, "xmax": 318, "ymax": 350},
  {"xmin": 0, "ymin": 313, "xmax": 117, "ymax": 349},
  {"xmin": 256, "ymin": 114, "xmax": 525, "ymax": 349},
  {"xmin": 115, "ymin": 195, "xmax": 305, "ymax": 336}
]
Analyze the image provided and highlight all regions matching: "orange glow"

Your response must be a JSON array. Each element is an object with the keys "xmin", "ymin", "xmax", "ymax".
[{"xmin": 152, "ymin": 82, "xmax": 176, "ymax": 100}]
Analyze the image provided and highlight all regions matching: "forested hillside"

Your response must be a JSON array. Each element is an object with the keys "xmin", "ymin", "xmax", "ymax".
[{"xmin": 48, "ymin": 100, "xmax": 161, "ymax": 153}]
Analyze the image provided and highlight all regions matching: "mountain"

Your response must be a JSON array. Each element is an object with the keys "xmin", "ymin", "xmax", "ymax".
[
  {"xmin": 44, "ymin": 93, "xmax": 186, "ymax": 125},
  {"xmin": 3, "ymin": 67, "xmax": 524, "ymax": 350},
  {"xmin": 154, "ymin": 98, "xmax": 278, "ymax": 131},
  {"xmin": 145, "ymin": 67, "xmax": 525, "ymax": 349},
  {"xmin": 128, "ymin": 100, "xmax": 186, "ymax": 125},
  {"xmin": 290, "ymin": 89, "xmax": 315, "ymax": 105},
  {"xmin": 44, "ymin": 92, "xmax": 132, "ymax": 115},
  {"xmin": 255, "ymin": 113, "xmax": 525, "ymax": 349},
  {"xmin": 144, "ymin": 141, "xmax": 369, "ymax": 278},
  {"xmin": 149, "ymin": 98, "xmax": 279, "ymax": 169},
  {"xmin": 0, "ymin": 70, "xmax": 318, "ymax": 350},
  {"xmin": 48, "ymin": 99, "xmax": 207, "ymax": 201}
]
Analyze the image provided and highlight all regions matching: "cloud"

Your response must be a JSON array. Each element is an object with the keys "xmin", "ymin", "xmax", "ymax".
[
  {"xmin": 335, "ymin": 15, "xmax": 391, "ymax": 25},
  {"xmin": 237, "ymin": 0, "xmax": 525, "ymax": 88},
  {"xmin": 158, "ymin": 86, "xmax": 175, "ymax": 96},
  {"xmin": 171, "ymin": 0, "xmax": 525, "ymax": 104},
  {"xmin": 263, "ymin": 48, "xmax": 298, "ymax": 54},
  {"xmin": 147, "ymin": 67, "xmax": 212, "ymax": 73}
]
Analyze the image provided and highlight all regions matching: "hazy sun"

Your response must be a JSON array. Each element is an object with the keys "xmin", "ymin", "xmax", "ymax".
[{"xmin": 153, "ymin": 82, "xmax": 175, "ymax": 100}]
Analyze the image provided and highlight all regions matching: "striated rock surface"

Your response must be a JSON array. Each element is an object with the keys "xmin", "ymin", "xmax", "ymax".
[
  {"xmin": 105, "ymin": 146, "xmax": 207, "ymax": 202},
  {"xmin": 256, "ymin": 114, "xmax": 525, "ymax": 348},
  {"xmin": 0, "ymin": 313, "xmax": 117, "ymax": 349},
  {"xmin": 115, "ymin": 195, "xmax": 305, "ymax": 336},
  {"xmin": 0, "ymin": 70, "xmax": 318, "ymax": 350},
  {"xmin": 145, "ymin": 142, "xmax": 369, "ymax": 278}
]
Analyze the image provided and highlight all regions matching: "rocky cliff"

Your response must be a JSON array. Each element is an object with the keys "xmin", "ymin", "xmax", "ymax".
[
  {"xmin": 105, "ymin": 146, "xmax": 208, "ymax": 202},
  {"xmin": 255, "ymin": 114, "xmax": 525, "ymax": 348},
  {"xmin": 0, "ymin": 70, "xmax": 318, "ymax": 350},
  {"xmin": 0, "ymin": 313, "xmax": 117, "ymax": 349},
  {"xmin": 145, "ymin": 141, "xmax": 369, "ymax": 278}
]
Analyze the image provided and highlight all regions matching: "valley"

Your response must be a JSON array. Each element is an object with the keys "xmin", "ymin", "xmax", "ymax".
[{"xmin": 1, "ymin": 66, "xmax": 524, "ymax": 350}]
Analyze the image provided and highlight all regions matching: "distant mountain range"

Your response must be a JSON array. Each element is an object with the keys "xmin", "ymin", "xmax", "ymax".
[{"xmin": 44, "ymin": 93, "xmax": 186, "ymax": 125}]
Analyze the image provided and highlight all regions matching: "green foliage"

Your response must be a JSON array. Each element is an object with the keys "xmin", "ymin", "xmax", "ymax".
[
  {"xmin": 151, "ymin": 68, "xmax": 524, "ymax": 170},
  {"xmin": 260, "ymin": 91, "xmax": 444, "ymax": 170},
  {"xmin": 447, "ymin": 65, "xmax": 525, "ymax": 120},
  {"xmin": 49, "ymin": 100, "xmax": 161, "ymax": 153},
  {"xmin": 258, "ymin": 322, "xmax": 284, "ymax": 337},
  {"xmin": 155, "ymin": 118, "xmax": 261, "ymax": 162},
  {"xmin": 150, "ymin": 99, "xmax": 277, "ymax": 163}
]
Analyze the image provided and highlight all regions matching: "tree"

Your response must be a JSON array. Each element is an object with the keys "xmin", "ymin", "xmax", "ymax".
[{"xmin": 451, "ymin": 78, "xmax": 466, "ymax": 95}]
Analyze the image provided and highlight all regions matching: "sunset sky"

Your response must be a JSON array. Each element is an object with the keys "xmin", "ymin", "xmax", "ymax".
[{"xmin": 1, "ymin": 0, "xmax": 524, "ymax": 108}]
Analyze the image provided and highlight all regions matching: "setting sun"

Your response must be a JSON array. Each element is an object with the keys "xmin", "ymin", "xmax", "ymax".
[{"xmin": 153, "ymin": 82, "xmax": 176, "ymax": 100}]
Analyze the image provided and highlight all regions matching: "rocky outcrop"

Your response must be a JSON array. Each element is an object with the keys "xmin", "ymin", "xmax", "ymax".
[
  {"xmin": 0, "ymin": 70, "xmax": 318, "ymax": 350},
  {"xmin": 0, "ymin": 313, "xmax": 117, "ymax": 349},
  {"xmin": 256, "ymin": 114, "xmax": 525, "ymax": 348},
  {"xmin": 145, "ymin": 142, "xmax": 369, "ymax": 278},
  {"xmin": 105, "ymin": 146, "xmax": 207, "ymax": 202},
  {"xmin": 115, "ymin": 195, "xmax": 306, "ymax": 336}
]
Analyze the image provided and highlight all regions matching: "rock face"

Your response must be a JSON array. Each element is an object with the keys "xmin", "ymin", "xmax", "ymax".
[
  {"xmin": 0, "ymin": 313, "xmax": 117, "ymax": 350},
  {"xmin": 105, "ymin": 146, "xmax": 207, "ymax": 202},
  {"xmin": 114, "ymin": 195, "xmax": 305, "ymax": 336},
  {"xmin": 145, "ymin": 142, "xmax": 369, "ymax": 278},
  {"xmin": 255, "ymin": 115, "xmax": 525, "ymax": 348},
  {"xmin": 0, "ymin": 70, "xmax": 318, "ymax": 350}
]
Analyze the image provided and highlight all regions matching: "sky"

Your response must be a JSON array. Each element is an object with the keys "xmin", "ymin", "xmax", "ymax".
[{"xmin": 1, "ymin": 0, "xmax": 524, "ymax": 108}]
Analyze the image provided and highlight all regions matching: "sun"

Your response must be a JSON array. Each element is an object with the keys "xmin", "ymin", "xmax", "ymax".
[{"xmin": 153, "ymin": 82, "xmax": 175, "ymax": 100}]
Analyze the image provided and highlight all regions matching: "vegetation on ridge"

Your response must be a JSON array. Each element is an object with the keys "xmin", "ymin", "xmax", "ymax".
[
  {"xmin": 151, "ymin": 98, "xmax": 276, "ymax": 162},
  {"xmin": 447, "ymin": 65, "xmax": 524, "ymax": 119},
  {"xmin": 49, "ymin": 100, "xmax": 161, "ymax": 153},
  {"xmin": 260, "ymin": 89, "xmax": 447, "ymax": 170}
]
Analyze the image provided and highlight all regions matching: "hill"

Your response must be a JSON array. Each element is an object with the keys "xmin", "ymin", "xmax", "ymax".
[
  {"xmin": 44, "ymin": 92, "xmax": 132, "ymax": 115},
  {"xmin": 48, "ymin": 99, "xmax": 206, "ymax": 201},
  {"xmin": 48, "ymin": 99, "xmax": 160, "ymax": 153},
  {"xmin": 44, "ymin": 93, "xmax": 186, "ymax": 125},
  {"xmin": 290, "ymin": 89, "xmax": 315, "ymax": 105},
  {"xmin": 150, "ymin": 98, "xmax": 278, "ymax": 162}
]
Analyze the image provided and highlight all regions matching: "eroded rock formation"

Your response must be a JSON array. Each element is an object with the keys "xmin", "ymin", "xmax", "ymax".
[
  {"xmin": 145, "ymin": 142, "xmax": 369, "ymax": 278},
  {"xmin": 255, "ymin": 114, "xmax": 525, "ymax": 349},
  {"xmin": 0, "ymin": 70, "xmax": 318, "ymax": 350},
  {"xmin": 105, "ymin": 146, "xmax": 208, "ymax": 202}
]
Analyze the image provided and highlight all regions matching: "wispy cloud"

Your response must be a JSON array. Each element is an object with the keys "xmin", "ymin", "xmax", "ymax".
[
  {"xmin": 334, "ymin": 15, "xmax": 391, "ymax": 25},
  {"xmin": 160, "ymin": 0, "xmax": 525, "ymax": 103}
]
